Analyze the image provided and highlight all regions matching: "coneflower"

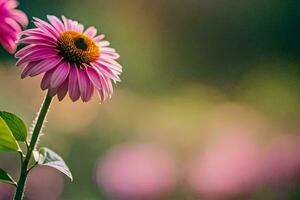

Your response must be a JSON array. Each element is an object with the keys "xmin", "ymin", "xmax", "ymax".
[{"xmin": 16, "ymin": 15, "xmax": 122, "ymax": 102}]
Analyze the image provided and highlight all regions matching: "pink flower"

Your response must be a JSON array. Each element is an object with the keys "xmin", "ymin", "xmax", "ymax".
[
  {"xmin": 0, "ymin": 183, "xmax": 14, "ymax": 200},
  {"xmin": 188, "ymin": 134, "xmax": 261, "ymax": 199},
  {"xmin": 25, "ymin": 166, "xmax": 65, "ymax": 200},
  {"xmin": 96, "ymin": 143, "xmax": 177, "ymax": 200},
  {"xmin": 261, "ymin": 135, "xmax": 300, "ymax": 186},
  {"xmin": 0, "ymin": 0, "xmax": 28, "ymax": 54},
  {"xmin": 16, "ymin": 16, "xmax": 122, "ymax": 102}
]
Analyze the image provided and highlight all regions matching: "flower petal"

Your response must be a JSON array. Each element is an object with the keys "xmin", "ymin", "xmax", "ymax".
[
  {"xmin": 57, "ymin": 77, "xmax": 69, "ymax": 101},
  {"xmin": 50, "ymin": 62, "xmax": 70, "ymax": 88},
  {"xmin": 41, "ymin": 68, "xmax": 56, "ymax": 90},
  {"xmin": 93, "ymin": 34, "xmax": 105, "ymax": 42},
  {"xmin": 47, "ymin": 15, "xmax": 64, "ymax": 32},
  {"xmin": 16, "ymin": 48, "xmax": 58, "ymax": 67},
  {"xmin": 21, "ymin": 61, "xmax": 39, "ymax": 78},
  {"xmin": 68, "ymin": 65, "xmax": 80, "ymax": 101},
  {"xmin": 27, "ymin": 56, "xmax": 63, "ymax": 77},
  {"xmin": 84, "ymin": 26, "xmax": 97, "ymax": 38},
  {"xmin": 77, "ymin": 68, "xmax": 94, "ymax": 102},
  {"xmin": 33, "ymin": 17, "xmax": 60, "ymax": 38},
  {"xmin": 15, "ymin": 44, "xmax": 54, "ymax": 58},
  {"xmin": 10, "ymin": 9, "xmax": 28, "ymax": 27},
  {"xmin": 0, "ymin": 36, "xmax": 16, "ymax": 54},
  {"xmin": 86, "ymin": 65, "xmax": 102, "ymax": 90}
]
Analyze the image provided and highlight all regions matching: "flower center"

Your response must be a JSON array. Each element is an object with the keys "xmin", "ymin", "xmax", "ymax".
[{"xmin": 57, "ymin": 31, "xmax": 100, "ymax": 66}]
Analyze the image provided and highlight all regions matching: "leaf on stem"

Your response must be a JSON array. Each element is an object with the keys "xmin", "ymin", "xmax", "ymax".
[
  {"xmin": 0, "ymin": 116, "xmax": 20, "ymax": 151},
  {"xmin": 0, "ymin": 111, "xmax": 27, "ymax": 141},
  {"xmin": 0, "ymin": 168, "xmax": 16, "ymax": 186},
  {"xmin": 37, "ymin": 147, "xmax": 73, "ymax": 181}
]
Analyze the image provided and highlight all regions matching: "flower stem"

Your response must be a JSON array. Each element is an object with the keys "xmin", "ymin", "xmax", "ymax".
[{"xmin": 14, "ymin": 92, "xmax": 53, "ymax": 200}]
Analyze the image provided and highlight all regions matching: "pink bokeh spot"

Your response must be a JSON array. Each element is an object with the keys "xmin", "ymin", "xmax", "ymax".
[
  {"xmin": 188, "ymin": 134, "xmax": 262, "ymax": 199},
  {"xmin": 0, "ymin": 183, "xmax": 14, "ymax": 200},
  {"xmin": 261, "ymin": 135, "xmax": 300, "ymax": 186},
  {"xmin": 24, "ymin": 166, "xmax": 65, "ymax": 200},
  {"xmin": 96, "ymin": 143, "xmax": 177, "ymax": 200}
]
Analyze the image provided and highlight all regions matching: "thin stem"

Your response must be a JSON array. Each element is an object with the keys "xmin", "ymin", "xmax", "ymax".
[{"xmin": 14, "ymin": 92, "xmax": 53, "ymax": 200}]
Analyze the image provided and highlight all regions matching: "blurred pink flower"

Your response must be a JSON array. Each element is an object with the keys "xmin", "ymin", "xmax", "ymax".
[
  {"xmin": 96, "ymin": 143, "xmax": 177, "ymax": 200},
  {"xmin": 0, "ymin": 183, "xmax": 14, "ymax": 200},
  {"xmin": 16, "ymin": 15, "xmax": 122, "ymax": 102},
  {"xmin": 261, "ymin": 135, "xmax": 300, "ymax": 186},
  {"xmin": 0, "ymin": 0, "xmax": 27, "ymax": 54},
  {"xmin": 188, "ymin": 134, "xmax": 261, "ymax": 199},
  {"xmin": 24, "ymin": 166, "xmax": 64, "ymax": 200}
]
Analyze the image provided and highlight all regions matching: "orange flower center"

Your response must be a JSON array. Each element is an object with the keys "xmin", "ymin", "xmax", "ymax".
[{"xmin": 57, "ymin": 31, "xmax": 100, "ymax": 66}]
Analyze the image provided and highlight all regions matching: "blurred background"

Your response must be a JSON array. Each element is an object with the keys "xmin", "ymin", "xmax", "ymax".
[{"xmin": 1, "ymin": 0, "xmax": 300, "ymax": 199}]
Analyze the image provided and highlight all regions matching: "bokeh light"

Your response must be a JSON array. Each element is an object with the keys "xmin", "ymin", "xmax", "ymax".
[
  {"xmin": 24, "ymin": 166, "xmax": 64, "ymax": 200},
  {"xmin": 96, "ymin": 143, "xmax": 177, "ymax": 200},
  {"xmin": 187, "ymin": 133, "xmax": 261, "ymax": 199}
]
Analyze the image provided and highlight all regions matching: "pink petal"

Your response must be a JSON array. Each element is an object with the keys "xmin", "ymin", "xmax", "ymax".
[
  {"xmin": 47, "ymin": 15, "xmax": 64, "ymax": 32},
  {"xmin": 95, "ymin": 70, "xmax": 110, "ymax": 100},
  {"xmin": 77, "ymin": 24, "xmax": 84, "ymax": 33},
  {"xmin": 105, "ymin": 76, "xmax": 114, "ymax": 97},
  {"xmin": 41, "ymin": 68, "xmax": 55, "ymax": 90},
  {"xmin": 16, "ymin": 48, "xmax": 58, "ymax": 66},
  {"xmin": 68, "ymin": 65, "xmax": 80, "ymax": 101},
  {"xmin": 99, "ymin": 41, "xmax": 110, "ymax": 47},
  {"xmin": 20, "ymin": 28, "xmax": 41, "ymax": 36},
  {"xmin": 84, "ymin": 26, "xmax": 97, "ymax": 38},
  {"xmin": 27, "ymin": 56, "xmax": 63, "ymax": 77},
  {"xmin": 101, "ymin": 52, "xmax": 120, "ymax": 59},
  {"xmin": 86, "ymin": 65, "xmax": 102, "ymax": 90},
  {"xmin": 15, "ymin": 44, "xmax": 53, "ymax": 58},
  {"xmin": 19, "ymin": 29, "xmax": 57, "ymax": 43},
  {"xmin": 57, "ymin": 77, "xmax": 69, "ymax": 101},
  {"xmin": 33, "ymin": 17, "xmax": 60, "ymax": 38},
  {"xmin": 101, "ymin": 47, "xmax": 116, "ymax": 53},
  {"xmin": 93, "ymin": 34, "xmax": 105, "ymax": 43},
  {"xmin": 10, "ymin": 9, "xmax": 28, "ymax": 27},
  {"xmin": 86, "ymin": 79, "xmax": 94, "ymax": 102},
  {"xmin": 4, "ymin": 0, "xmax": 18, "ymax": 9},
  {"xmin": 97, "ymin": 59, "xmax": 122, "ymax": 74},
  {"xmin": 92, "ymin": 61, "xmax": 121, "ymax": 81},
  {"xmin": 0, "ymin": 23, "xmax": 14, "ymax": 36},
  {"xmin": 4, "ymin": 18, "xmax": 21, "ymax": 33},
  {"xmin": 97, "ymin": 87, "xmax": 105, "ymax": 102},
  {"xmin": 0, "ymin": 36, "xmax": 16, "ymax": 54},
  {"xmin": 15, "ymin": 44, "xmax": 35, "ymax": 58},
  {"xmin": 21, "ymin": 61, "xmax": 39, "ymax": 78},
  {"xmin": 100, "ymin": 57, "xmax": 123, "ymax": 72},
  {"xmin": 18, "ymin": 36, "xmax": 57, "ymax": 46},
  {"xmin": 50, "ymin": 62, "xmax": 70, "ymax": 88},
  {"xmin": 68, "ymin": 20, "xmax": 77, "ymax": 31},
  {"xmin": 62, "ymin": 16, "xmax": 70, "ymax": 30},
  {"xmin": 77, "ymin": 68, "xmax": 94, "ymax": 102},
  {"xmin": 86, "ymin": 65, "xmax": 107, "ymax": 102}
]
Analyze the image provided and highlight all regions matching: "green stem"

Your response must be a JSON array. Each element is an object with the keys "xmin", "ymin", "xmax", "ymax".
[{"xmin": 14, "ymin": 92, "xmax": 53, "ymax": 200}]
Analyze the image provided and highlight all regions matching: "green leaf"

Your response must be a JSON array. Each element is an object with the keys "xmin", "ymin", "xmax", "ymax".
[
  {"xmin": 0, "ymin": 168, "xmax": 16, "ymax": 186},
  {"xmin": 37, "ymin": 147, "xmax": 73, "ymax": 181},
  {"xmin": 0, "ymin": 117, "xmax": 20, "ymax": 151},
  {"xmin": 0, "ymin": 111, "xmax": 27, "ymax": 141}
]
